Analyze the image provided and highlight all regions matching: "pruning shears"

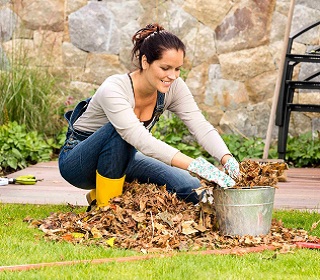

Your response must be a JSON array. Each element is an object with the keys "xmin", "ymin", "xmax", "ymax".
[{"xmin": 0, "ymin": 175, "xmax": 42, "ymax": 186}]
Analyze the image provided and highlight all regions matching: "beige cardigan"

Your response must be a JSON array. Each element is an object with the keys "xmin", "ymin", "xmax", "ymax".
[{"xmin": 73, "ymin": 74, "xmax": 230, "ymax": 165}]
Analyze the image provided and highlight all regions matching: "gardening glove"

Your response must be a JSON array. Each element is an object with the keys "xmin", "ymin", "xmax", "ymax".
[
  {"xmin": 187, "ymin": 157, "xmax": 235, "ymax": 189},
  {"xmin": 223, "ymin": 156, "xmax": 240, "ymax": 180}
]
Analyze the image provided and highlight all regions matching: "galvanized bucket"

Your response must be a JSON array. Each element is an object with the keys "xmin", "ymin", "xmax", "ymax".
[{"xmin": 213, "ymin": 186, "xmax": 275, "ymax": 236}]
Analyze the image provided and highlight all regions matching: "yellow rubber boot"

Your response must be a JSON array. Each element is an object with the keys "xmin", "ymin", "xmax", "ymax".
[
  {"xmin": 86, "ymin": 189, "xmax": 96, "ymax": 206},
  {"xmin": 96, "ymin": 171, "xmax": 125, "ymax": 207}
]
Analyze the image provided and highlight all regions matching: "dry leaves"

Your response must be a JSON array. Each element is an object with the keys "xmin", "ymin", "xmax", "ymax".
[
  {"xmin": 24, "ymin": 174, "xmax": 318, "ymax": 253},
  {"xmin": 234, "ymin": 160, "xmax": 288, "ymax": 188},
  {"xmin": 311, "ymin": 220, "xmax": 320, "ymax": 232}
]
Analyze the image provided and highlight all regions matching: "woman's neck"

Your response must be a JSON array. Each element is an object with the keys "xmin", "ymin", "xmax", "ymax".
[{"xmin": 130, "ymin": 71, "xmax": 156, "ymax": 98}]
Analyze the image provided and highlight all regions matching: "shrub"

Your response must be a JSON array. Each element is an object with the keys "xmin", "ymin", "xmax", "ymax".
[
  {"xmin": 0, "ymin": 122, "xmax": 62, "ymax": 174},
  {"xmin": 221, "ymin": 134, "xmax": 278, "ymax": 162},
  {"xmin": 152, "ymin": 113, "xmax": 319, "ymax": 167},
  {"xmin": 286, "ymin": 131, "xmax": 320, "ymax": 167}
]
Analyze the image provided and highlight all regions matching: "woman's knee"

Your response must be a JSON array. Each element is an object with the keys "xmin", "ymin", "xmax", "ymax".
[
  {"xmin": 99, "ymin": 124, "xmax": 134, "ymax": 156},
  {"xmin": 169, "ymin": 172, "xmax": 201, "ymax": 204},
  {"xmin": 96, "ymin": 125, "xmax": 135, "ymax": 177}
]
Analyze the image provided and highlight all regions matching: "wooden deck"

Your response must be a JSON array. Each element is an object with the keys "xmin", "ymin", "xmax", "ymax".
[
  {"xmin": 0, "ymin": 161, "xmax": 319, "ymax": 211},
  {"xmin": 275, "ymin": 167, "xmax": 320, "ymax": 211}
]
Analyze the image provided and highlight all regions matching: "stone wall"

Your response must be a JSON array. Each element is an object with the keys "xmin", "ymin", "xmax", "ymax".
[{"xmin": 0, "ymin": 0, "xmax": 319, "ymax": 139}]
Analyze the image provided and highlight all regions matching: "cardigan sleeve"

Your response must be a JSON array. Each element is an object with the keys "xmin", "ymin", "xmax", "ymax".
[{"xmin": 166, "ymin": 78, "xmax": 231, "ymax": 162}]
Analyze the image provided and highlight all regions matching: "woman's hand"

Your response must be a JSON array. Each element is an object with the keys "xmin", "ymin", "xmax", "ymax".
[
  {"xmin": 223, "ymin": 156, "xmax": 240, "ymax": 180},
  {"xmin": 187, "ymin": 157, "xmax": 235, "ymax": 189}
]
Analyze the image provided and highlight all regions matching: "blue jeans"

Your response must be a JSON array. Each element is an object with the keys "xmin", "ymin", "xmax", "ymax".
[{"xmin": 58, "ymin": 123, "xmax": 201, "ymax": 204}]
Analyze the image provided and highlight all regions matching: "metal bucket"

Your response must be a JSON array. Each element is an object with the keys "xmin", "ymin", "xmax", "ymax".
[{"xmin": 213, "ymin": 186, "xmax": 275, "ymax": 236}]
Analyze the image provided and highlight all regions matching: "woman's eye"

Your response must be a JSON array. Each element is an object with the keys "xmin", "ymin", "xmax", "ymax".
[{"xmin": 160, "ymin": 66, "xmax": 181, "ymax": 71}]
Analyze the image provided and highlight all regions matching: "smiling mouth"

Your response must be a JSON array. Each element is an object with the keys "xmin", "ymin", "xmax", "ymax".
[{"xmin": 161, "ymin": 80, "xmax": 171, "ymax": 85}]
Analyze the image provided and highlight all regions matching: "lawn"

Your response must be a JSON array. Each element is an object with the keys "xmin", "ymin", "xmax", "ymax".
[{"xmin": 0, "ymin": 204, "xmax": 319, "ymax": 279}]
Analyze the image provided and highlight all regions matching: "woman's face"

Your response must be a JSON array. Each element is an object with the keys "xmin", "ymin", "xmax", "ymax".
[{"xmin": 142, "ymin": 48, "xmax": 184, "ymax": 93}]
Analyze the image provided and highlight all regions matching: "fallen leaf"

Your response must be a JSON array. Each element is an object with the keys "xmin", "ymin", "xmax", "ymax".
[
  {"xmin": 72, "ymin": 232, "xmax": 85, "ymax": 238},
  {"xmin": 182, "ymin": 221, "xmax": 198, "ymax": 235},
  {"xmin": 311, "ymin": 220, "xmax": 320, "ymax": 231},
  {"xmin": 91, "ymin": 227, "xmax": 102, "ymax": 239},
  {"xmin": 106, "ymin": 237, "xmax": 116, "ymax": 247}
]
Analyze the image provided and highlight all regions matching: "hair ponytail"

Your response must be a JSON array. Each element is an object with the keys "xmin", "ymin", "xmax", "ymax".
[{"xmin": 131, "ymin": 23, "xmax": 185, "ymax": 71}]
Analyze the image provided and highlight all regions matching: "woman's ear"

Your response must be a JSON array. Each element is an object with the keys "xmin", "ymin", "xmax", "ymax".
[{"xmin": 141, "ymin": 55, "xmax": 148, "ymax": 70}]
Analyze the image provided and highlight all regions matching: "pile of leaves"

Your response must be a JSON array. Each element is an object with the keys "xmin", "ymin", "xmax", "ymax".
[{"xmin": 25, "ymin": 160, "xmax": 319, "ymax": 253}]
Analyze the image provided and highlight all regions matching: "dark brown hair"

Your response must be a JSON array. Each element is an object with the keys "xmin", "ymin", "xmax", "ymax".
[{"xmin": 131, "ymin": 23, "xmax": 186, "ymax": 70}]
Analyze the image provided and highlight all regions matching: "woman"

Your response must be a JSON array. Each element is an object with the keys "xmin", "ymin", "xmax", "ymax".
[{"xmin": 59, "ymin": 23, "xmax": 239, "ymax": 209}]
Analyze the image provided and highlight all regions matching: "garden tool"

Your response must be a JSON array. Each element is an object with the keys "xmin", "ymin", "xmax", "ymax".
[
  {"xmin": 0, "ymin": 175, "xmax": 41, "ymax": 186},
  {"xmin": 86, "ymin": 171, "xmax": 125, "ymax": 210}
]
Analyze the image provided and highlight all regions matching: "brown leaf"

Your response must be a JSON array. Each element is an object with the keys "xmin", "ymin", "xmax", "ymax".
[
  {"xmin": 91, "ymin": 226, "xmax": 103, "ymax": 239},
  {"xmin": 132, "ymin": 212, "xmax": 146, "ymax": 223},
  {"xmin": 156, "ymin": 211, "xmax": 174, "ymax": 227},
  {"xmin": 182, "ymin": 221, "xmax": 198, "ymax": 235},
  {"xmin": 311, "ymin": 220, "xmax": 320, "ymax": 231}
]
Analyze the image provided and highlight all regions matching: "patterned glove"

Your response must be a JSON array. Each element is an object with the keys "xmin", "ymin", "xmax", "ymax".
[
  {"xmin": 187, "ymin": 157, "xmax": 235, "ymax": 189},
  {"xmin": 223, "ymin": 157, "xmax": 240, "ymax": 179}
]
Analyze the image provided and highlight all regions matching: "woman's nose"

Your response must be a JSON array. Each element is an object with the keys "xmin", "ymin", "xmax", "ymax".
[{"xmin": 167, "ymin": 70, "xmax": 177, "ymax": 80}]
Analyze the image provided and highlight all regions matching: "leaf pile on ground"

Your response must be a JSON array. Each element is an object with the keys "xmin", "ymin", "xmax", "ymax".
[{"xmin": 25, "ymin": 181, "xmax": 318, "ymax": 253}]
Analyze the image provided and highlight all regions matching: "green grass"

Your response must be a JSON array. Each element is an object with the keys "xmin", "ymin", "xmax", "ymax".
[{"xmin": 0, "ymin": 204, "xmax": 319, "ymax": 279}]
